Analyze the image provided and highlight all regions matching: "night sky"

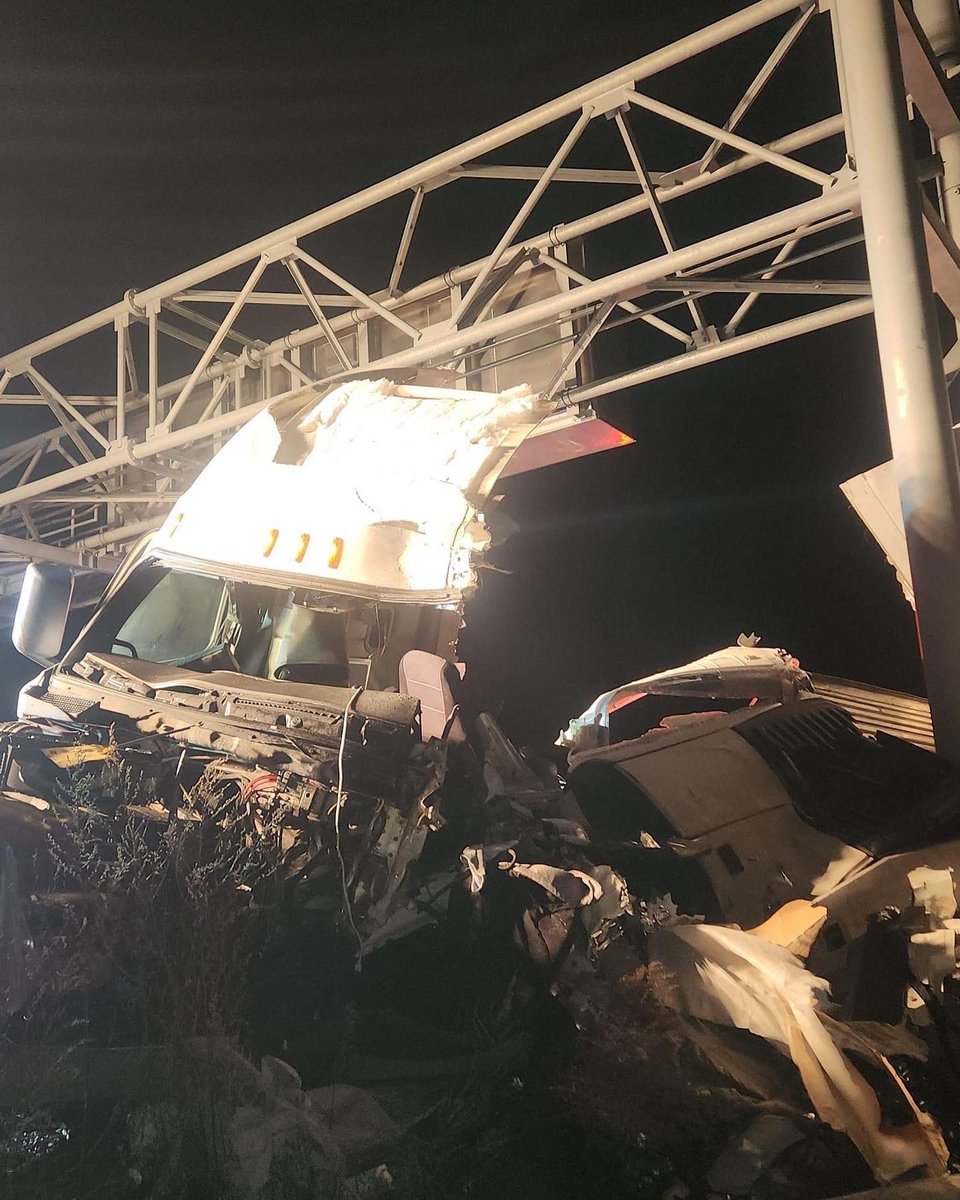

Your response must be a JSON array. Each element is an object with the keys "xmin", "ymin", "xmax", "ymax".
[{"xmin": 0, "ymin": 0, "xmax": 931, "ymax": 742}]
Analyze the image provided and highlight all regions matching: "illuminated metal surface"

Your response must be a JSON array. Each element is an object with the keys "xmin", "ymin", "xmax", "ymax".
[{"xmin": 2, "ymin": 0, "xmax": 960, "ymax": 746}]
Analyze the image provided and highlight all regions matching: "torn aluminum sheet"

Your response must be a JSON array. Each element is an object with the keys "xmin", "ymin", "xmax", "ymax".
[
  {"xmin": 558, "ymin": 638, "xmax": 811, "ymax": 751},
  {"xmin": 746, "ymin": 899, "xmax": 828, "ymax": 960},
  {"xmin": 501, "ymin": 861, "xmax": 604, "ymax": 908},
  {"xmin": 149, "ymin": 378, "xmax": 556, "ymax": 602},
  {"xmin": 649, "ymin": 922, "xmax": 949, "ymax": 1183}
]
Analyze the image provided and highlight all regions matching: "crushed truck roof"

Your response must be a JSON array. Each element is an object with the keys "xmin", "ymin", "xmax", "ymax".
[{"xmin": 148, "ymin": 377, "xmax": 559, "ymax": 603}]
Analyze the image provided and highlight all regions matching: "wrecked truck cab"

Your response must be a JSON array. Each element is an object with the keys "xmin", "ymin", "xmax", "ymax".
[
  {"xmin": 17, "ymin": 378, "xmax": 555, "ymax": 724},
  {"xmin": 562, "ymin": 641, "xmax": 960, "ymax": 998},
  {"xmin": 3, "ymin": 378, "xmax": 576, "ymax": 941}
]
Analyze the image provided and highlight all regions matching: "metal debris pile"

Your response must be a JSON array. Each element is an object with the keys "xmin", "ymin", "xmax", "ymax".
[{"xmin": 3, "ymin": 640, "xmax": 960, "ymax": 1197}]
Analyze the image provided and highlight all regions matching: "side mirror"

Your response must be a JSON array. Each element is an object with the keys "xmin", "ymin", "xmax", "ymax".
[{"xmin": 13, "ymin": 563, "xmax": 74, "ymax": 665}]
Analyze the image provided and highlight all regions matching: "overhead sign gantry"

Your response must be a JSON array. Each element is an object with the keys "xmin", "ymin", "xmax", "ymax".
[{"xmin": 3, "ymin": 0, "xmax": 960, "ymax": 754}]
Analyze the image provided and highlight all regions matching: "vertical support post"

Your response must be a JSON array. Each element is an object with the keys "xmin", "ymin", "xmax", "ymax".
[
  {"xmin": 148, "ymin": 303, "xmax": 159, "ymax": 430},
  {"xmin": 917, "ymin": 1, "xmax": 960, "ymax": 342},
  {"xmin": 114, "ymin": 315, "xmax": 127, "ymax": 441},
  {"xmin": 835, "ymin": 0, "xmax": 960, "ymax": 762},
  {"xmin": 828, "ymin": 2, "xmax": 857, "ymax": 168}
]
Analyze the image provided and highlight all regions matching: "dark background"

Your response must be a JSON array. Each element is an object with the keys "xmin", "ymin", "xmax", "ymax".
[{"xmin": 0, "ymin": 0, "xmax": 929, "ymax": 742}]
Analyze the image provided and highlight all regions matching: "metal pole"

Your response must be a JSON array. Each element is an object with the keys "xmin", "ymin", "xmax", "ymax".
[
  {"xmin": 623, "ymin": 89, "xmax": 835, "ymax": 188},
  {"xmin": 284, "ymin": 258, "xmax": 353, "ymax": 370},
  {"xmin": 697, "ymin": 4, "xmax": 816, "ymax": 173},
  {"xmin": 0, "ymin": 534, "xmax": 84, "ymax": 568},
  {"xmin": 148, "ymin": 306, "xmax": 159, "ymax": 429},
  {"xmin": 114, "ymin": 317, "xmax": 126, "ymax": 441},
  {"xmin": 164, "ymin": 254, "xmax": 268, "ymax": 428},
  {"xmin": 567, "ymin": 297, "xmax": 873, "ymax": 402},
  {"xmin": 291, "ymin": 248, "xmax": 420, "ymax": 340},
  {"xmin": 835, "ymin": 0, "xmax": 960, "ymax": 762},
  {"xmin": 542, "ymin": 255, "xmax": 691, "ymax": 342},
  {"xmin": 452, "ymin": 106, "xmax": 594, "ymax": 326},
  {"xmin": 614, "ymin": 110, "xmax": 706, "ymax": 333},
  {"xmin": 389, "ymin": 187, "xmax": 425, "ymax": 296}
]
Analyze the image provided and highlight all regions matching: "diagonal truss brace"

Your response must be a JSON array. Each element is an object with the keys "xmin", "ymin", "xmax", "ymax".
[
  {"xmin": 697, "ymin": 3, "xmax": 816, "ymax": 173},
  {"xmin": 541, "ymin": 255, "xmax": 691, "ymax": 344},
  {"xmin": 389, "ymin": 187, "xmax": 425, "ymax": 297},
  {"xmin": 613, "ymin": 109, "xmax": 707, "ymax": 333},
  {"xmin": 292, "ymin": 247, "xmax": 420, "ymax": 341},
  {"xmin": 27, "ymin": 367, "xmax": 110, "ymax": 456},
  {"xmin": 543, "ymin": 299, "xmax": 617, "ymax": 402},
  {"xmin": 284, "ymin": 257, "xmax": 353, "ymax": 371},
  {"xmin": 452, "ymin": 106, "xmax": 595, "ymax": 327},
  {"xmin": 164, "ymin": 255, "xmax": 269, "ymax": 428},
  {"xmin": 624, "ymin": 88, "xmax": 835, "ymax": 188}
]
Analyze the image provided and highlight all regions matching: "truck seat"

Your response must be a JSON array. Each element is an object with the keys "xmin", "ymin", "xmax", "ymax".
[{"xmin": 398, "ymin": 650, "xmax": 464, "ymax": 741}]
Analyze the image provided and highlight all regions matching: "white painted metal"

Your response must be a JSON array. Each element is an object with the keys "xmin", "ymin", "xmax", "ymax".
[
  {"xmin": 284, "ymin": 258, "xmax": 353, "ymax": 371},
  {"xmin": 623, "ymin": 88, "xmax": 836, "ymax": 188},
  {"xmin": 568, "ymin": 298, "xmax": 874, "ymax": 402},
  {"xmin": 696, "ymin": 3, "xmax": 816, "ymax": 173},
  {"xmin": 2, "ymin": 0, "xmax": 960, "ymax": 756},
  {"xmin": 834, "ymin": 0, "xmax": 960, "ymax": 762},
  {"xmin": 452, "ymin": 107, "xmax": 594, "ymax": 326},
  {"xmin": 0, "ymin": 111, "xmax": 845, "ymax": 488}
]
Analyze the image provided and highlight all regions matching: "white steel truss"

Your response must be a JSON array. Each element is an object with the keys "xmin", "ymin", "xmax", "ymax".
[{"xmin": 4, "ymin": 0, "xmax": 960, "ymax": 743}]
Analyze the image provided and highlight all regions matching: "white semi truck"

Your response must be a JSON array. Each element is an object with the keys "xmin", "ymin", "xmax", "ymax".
[{"xmin": 4, "ymin": 374, "xmax": 960, "ymax": 989}]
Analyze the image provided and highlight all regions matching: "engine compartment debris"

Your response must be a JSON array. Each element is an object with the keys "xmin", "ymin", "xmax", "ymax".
[{"xmin": 4, "ymin": 636, "xmax": 960, "ymax": 1198}]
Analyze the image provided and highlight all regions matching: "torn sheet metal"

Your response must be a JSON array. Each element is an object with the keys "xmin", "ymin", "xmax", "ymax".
[
  {"xmin": 498, "ymin": 408, "xmax": 634, "ymax": 478},
  {"xmin": 149, "ymin": 378, "xmax": 556, "ymax": 602},
  {"xmin": 501, "ymin": 861, "xmax": 604, "ymax": 908},
  {"xmin": 649, "ymin": 922, "xmax": 949, "ymax": 1182},
  {"xmin": 809, "ymin": 674, "xmax": 935, "ymax": 752},
  {"xmin": 559, "ymin": 641, "xmax": 811, "ymax": 751},
  {"xmin": 905, "ymin": 866, "xmax": 960, "ymax": 997},
  {"xmin": 747, "ymin": 899, "xmax": 828, "ymax": 960}
]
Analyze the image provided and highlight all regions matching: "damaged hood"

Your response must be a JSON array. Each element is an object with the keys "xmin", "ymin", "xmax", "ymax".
[
  {"xmin": 559, "ymin": 641, "xmax": 811, "ymax": 752},
  {"xmin": 149, "ymin": 378, "xmax": 556, "ymax": 602}
]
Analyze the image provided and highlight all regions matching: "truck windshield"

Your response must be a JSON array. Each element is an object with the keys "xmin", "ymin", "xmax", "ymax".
[
  {"xmin": 69, "ymin": 560, "xmax": 361, "ymax": 688},
  {"xmin": 113, "ymin": 569, "xmax": 229, "ymax": 664}
]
